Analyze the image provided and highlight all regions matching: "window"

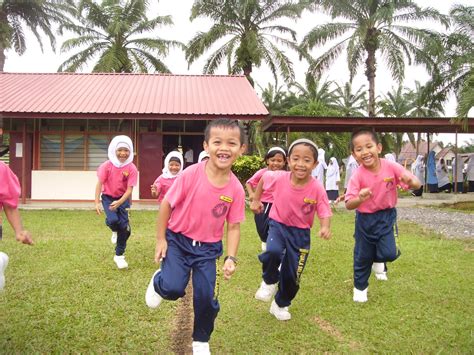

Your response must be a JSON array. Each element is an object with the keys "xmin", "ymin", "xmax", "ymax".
[
  {"xmin": 88, "ymin": 135, "xmax": 108, "ymax": 170},
  {"xmin": 40, "ymin": 135, "xmax": 61, "ymax": 170}
]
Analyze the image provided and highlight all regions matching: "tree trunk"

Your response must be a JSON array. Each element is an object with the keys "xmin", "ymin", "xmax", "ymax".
[
  {"xmin": 0, "ymin": 46, "xmax": 5, "ymax": 72},
  {"xmin": 364, "ymin": 29, "xmax": 378, "ymax": 118}
]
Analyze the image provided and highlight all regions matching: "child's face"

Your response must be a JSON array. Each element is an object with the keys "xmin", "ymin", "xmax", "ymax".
[
  {"xmin": 351, "ymin": 133, "xmax": 382, "ymax": 171},
  {"xmin": 168, "ymin": 161, "xmax": 181, "ymax": 175},
  {"xmin": 267, "ymin": 153, "xmax": 286, "ymax": 171},
  {"xmin": 203, "ymin": 126, "xmax": 245, "ymax": 170},
  {"xmin": 116, "ymin": 147, "xmax": 130, "ymax": 163},
  {"xmin": 288, "ymin": 144, "xmax": 317, "ymax": 183}
]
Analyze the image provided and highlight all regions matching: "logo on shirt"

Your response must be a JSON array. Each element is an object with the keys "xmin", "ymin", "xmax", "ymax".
[
  {"xmin": 212, "ymin": 202, "xmax": 228, "ymax": 218},
  {"xmin": 123, "ymin": 171, "xmax": 129, "ymax": 177},
  {"xmin": 302, "ymin": 197, "xmax": 316, "ymax": 215},
  {"xmin": 384, "ymin": 176, "xmax": 394, "ymax": 189}
]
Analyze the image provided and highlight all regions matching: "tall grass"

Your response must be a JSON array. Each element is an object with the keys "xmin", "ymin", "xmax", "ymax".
[{"xmin": 1, "ymin": 209, "xmax": 472, "ymax": 353}]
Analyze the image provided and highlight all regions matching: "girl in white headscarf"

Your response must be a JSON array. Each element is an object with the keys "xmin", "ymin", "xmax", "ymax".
[
  {"xmin": 436, "ymin": 158, "xmax": 452, "ymax": 193},
  {"xmin": 325, "ymin": 157, "xmax": 340, "ymax": 202},
  {"xmin": 198, "ymin": 150, "xmax": 209, "ymax": 163},
  {"xmin": 95, "ymin": 135, "xmax": 138, "ymax": 269},
  {"xmin": 467, "ymin": 155, "xmax": 474, "ymax": 192},
  {"xmin": 151, "ymin": 151, "xmax": 184, "ymax": 204},
  {"xmin": 311, "ymin": 148, "xmax": 327, "ymax": 184},
  {"xmin": 411, "ymin": 155, "xmax": 425, "ymax": 196},
  {"xmin": 344, "ymin": 155, "xmax": 359, "ymax": 192}
]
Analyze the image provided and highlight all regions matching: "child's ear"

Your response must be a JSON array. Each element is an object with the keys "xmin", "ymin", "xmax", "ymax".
[{"xmin": 377, "ymin": 143, "xmax": 383, "ymax": 154}]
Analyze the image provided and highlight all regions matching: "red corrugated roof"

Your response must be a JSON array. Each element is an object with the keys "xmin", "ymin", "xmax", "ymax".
[{"xmin": 0, "ymin": 72, "xmax": 268, "ymax": 119}]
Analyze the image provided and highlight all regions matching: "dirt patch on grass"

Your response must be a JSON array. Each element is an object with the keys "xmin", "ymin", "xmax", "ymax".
[
  {"xmin": 170, "ymin": 281, "xmax": 194, "ymax": 354},
  {"xmin": 439, "ymin": 201, "xmax": 474, "ymax": 212},
  {"xmin": 313, "ymin": 316, "xmax": 360, "ymax": 351}
]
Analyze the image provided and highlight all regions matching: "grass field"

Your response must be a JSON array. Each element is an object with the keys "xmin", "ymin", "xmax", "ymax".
[{"xmin": 0, "ymin": 209, "xmax": 473, "ymax": 353}]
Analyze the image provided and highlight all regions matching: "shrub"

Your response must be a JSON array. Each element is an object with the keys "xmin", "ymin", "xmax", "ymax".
[{"xmin": 232, "ymin": 155, "xmax": 264, "ymax": 186}]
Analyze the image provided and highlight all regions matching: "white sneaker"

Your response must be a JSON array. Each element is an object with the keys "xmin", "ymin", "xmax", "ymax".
[
  {"xmin": 192, "ymin": 341, "xmax": 211, "ymax": 355},
  {"xmin": 353, "ymin": 287, "xmax": 368, "ymax": 302},
  {"xmin": 372, "ymin": 262, "xmax": 388, "ymax": 281},
  {"xmin": 269, "ymin": 299, "xmax": 291, "ymax": 321},
  {"xmin": 255, "ymin": 281, "xmax": 277, "ymax": 302},
  {"xmin": 0, "ymin": 252, "xmax": 9, "ymax": 291},
  {"xmin": 261, "ymin": 242, "xmax": 267, "ymax": 252},
  {"xmin": 145, "ymin": 269, "xmax": 163, "ymax": 309},
  {"xmin": 113, "ymin": 255, "xmax": 128, "ymax": 269},
  {"xmin": 111, "ymin": 232, "xmax": 117, "ymax": 244}
]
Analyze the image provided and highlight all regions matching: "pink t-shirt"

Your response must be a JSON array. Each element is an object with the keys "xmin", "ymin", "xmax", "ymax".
[
  {"xmin": 153, "ymin": 175, "xmax": 177, "ymax": 203},
  {"xmin": 166, "ymin": 162, "xmax": 245, "ymax": 243},
  {"xmin": 97, "ymin": 160, "xmax": 138, "ymax": 198},
  {"xmin": 263, "ymin": 171, "xmax": 332, "ymax": 229},
  {"xmin": 0, "ymin": 162, "xmax": 21, "ymax": 210},
  {"xmin": 345, "ymin": 159, "xmax": 415, "ymax": 213},
  {"xmin": 246, "ymin": 168, "xmax": 274, "ymax": 203}
]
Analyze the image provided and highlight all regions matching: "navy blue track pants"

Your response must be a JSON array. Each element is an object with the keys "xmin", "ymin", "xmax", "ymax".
[
  {"xmin": 152, "ymin": 230, "xmax": 223, "ymax": 342},
  {"xmin": 259, "ymin": 219, "xmax": 310, "ymax": 308},
  {"xmin": 101, "ymin": 194, "xmax": 131, "ymax": 256},
  {"xmin": 353, "ymin": 208, "xmax": 400, "ymax": 290},
  {"xmin": 254, "ymin": 202, "xmax": 272, "ymax": 242}
]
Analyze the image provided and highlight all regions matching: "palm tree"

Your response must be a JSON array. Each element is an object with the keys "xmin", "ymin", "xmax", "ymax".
[
  {"xmin": 186, "ymin": 0, "xmax": 304, "ymax": 86},
  {"xmin": 333, "ymin": 82, "xmax": 367, "ymax": 117},
  {"xmin": 425, "ymin": 4, "xmax": 473, "ymax": 129},
  {"xmin": 0, "ymin": 0, "xmax": 70, "ymax": 71},
  {"xmin": 289, "ymin": 75, "xmax": 336, "ymax": 106},
  {"xmin": 58, "ymin": 0, "xmax": 184, "ymax": 73},
  {"xmin": 300, "ymin": 0, "xmax": 449, "ymax": 117}
]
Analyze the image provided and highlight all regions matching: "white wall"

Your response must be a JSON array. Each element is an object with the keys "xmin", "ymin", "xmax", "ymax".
[{"xmin": 31, "ymin": 171, "xmax": 140, "ymax": 200}]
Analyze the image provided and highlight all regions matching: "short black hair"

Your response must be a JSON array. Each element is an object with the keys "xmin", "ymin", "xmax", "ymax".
[
  {"xmin": 204, "ymin": 118, "xmax": 245, "ymax": 145},
  {"xmin": 288, "ymin": 139, "xmax": 318, "ymax": 161},
  {"xmin": 350, "ymin": 128, "xmax": 379, "ymax": 151},
  {"xmin": 169, "ymin": 157, "xmax": 181, "ymax": 164},
  {"xmin": 264, "ymin": 147, "xmax": 287, "ymax": 161}
]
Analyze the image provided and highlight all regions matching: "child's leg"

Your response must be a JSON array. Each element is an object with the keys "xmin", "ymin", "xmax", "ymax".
[
  {"xmin": 274, "ymin": 225, "xmax": 310, "ymax": 308},
  {"xmin": 353, "ymin": 213, "xmax": 377, "ymax": 290},
  {"xmin": 101, "ymin": 194, "xmax": 120, "ymax": 232},
  {"xmin": 254, "ymin": 202, "xmax": 272, "ymax": 243},
  {"xmin": 376, "ymin": 209, "xmax": 400, "ymax": 263},
  {"xmin": 258, "ymin": 220, "xmax": 286, "ymax": 285},
  {"xmin": 115, "ymin": 200, "xmax": 131, "ymax": 256},
  {"xmin": 192, "ymin": 256, "xmax": 220, "ymax": 342},
  {"xmin": 153, "ymin": 231, "xmax": 193, "ymax": 300}
]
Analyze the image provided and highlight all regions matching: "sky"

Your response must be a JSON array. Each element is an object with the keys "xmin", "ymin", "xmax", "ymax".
[{"xmin": 3, "ymin": 0, "xmax": 473, "ymax": 146}]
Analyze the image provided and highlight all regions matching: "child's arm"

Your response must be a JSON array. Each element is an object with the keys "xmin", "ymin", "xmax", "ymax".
[
  {"xmin": 318, "ymin": 217, "xmax": 331, "ymax": 240},
  {"xmin": 345, "ymin": 188, "xmax": 372, "ymax": 210},
  {"xmin": 249, "ymin": 179, "xmax": 264, "ymax": 214},
  {"xmin": 155, "ymin": 198, "xmax": 172, "ymax": 263},
  {"xmin": 245, "ymin": 183, "xmax": 255, "ymax": 202},
  {"xmin": 400, "ymin": 171, "xmax": 422, "ymax": 190},
  {"xmin": 3, "ymin": 205, "xmax": 33, "ymax": 245},
  {"xmin": 150, "ymin": 184, "xmax": 160, "ymax": 198},
  {"xmin": 109, "ymin": 186, "xmax": 133, "ymax": 211},
  {"xmin": 94, "ymin": 181, "xmax": 103, "ymax": 215},
  {"xmin": 223, "ymin": 222, "xmax": 240, "ymax": 280}
]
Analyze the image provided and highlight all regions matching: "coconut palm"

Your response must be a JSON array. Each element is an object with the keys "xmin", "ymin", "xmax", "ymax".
[
  {"xmin": 0, "ymin": 0, "xmax": 70, "ymax": 71},
  {"xmin": 58, "ymin": 0, "xmax": 184, "ymax": 73},
  {"xmin": 333, "ymin": 82, "xmax": 367, "ymax": 117},
  {"xmin": 425, "ymin": 4, "xmax": 473, "ymax": 129},
  {"xmin": 289, "ymin": 75, "xmax": 336, "ymax": 106},
  {"xmin": 300, "ymin": 0, "xmax": 449, "ymax": 117},
  {"xmin": 186, "ymin": 0, "xmax": 304, "ymax": 86}
]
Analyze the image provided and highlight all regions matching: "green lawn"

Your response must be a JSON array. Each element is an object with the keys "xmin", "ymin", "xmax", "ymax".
[{"xmin": 1, "ymin": 209, "xmax": 472, "ymax": 353}]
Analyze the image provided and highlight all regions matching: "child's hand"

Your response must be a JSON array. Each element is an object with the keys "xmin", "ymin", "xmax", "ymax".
[
  {"xmin": 150, "ymin": 185, "xmax": 157, "ymax": 195},
  {"xmin": 399, "ymin": 173, "xmax": 419, "ymax": 189},
  {"xmin": 109, "ymin": 200, "xmax": 121, "ymax": 211},
  {"xmin": 359, "ymin": 188, "xmax": 372, "ymax": 202},
  {"xmin": 223, "ymin": 258, "xmax": 236, "ymax": 280},
  {"xmin": 95, "ymin": 202, "xmax": 102, "ymax": 215},
  {"xmin": 319, "ymin": 227, "xmax": 331, "ymax": 240},
  {"xmin": 334, "ymin": 194, "xmax": 345, "ymax": 205},
  {"xmin": 250, "ymin": 200, "xmax": 263, "ymax": 214},
  {"xmin": 154, "ymin": 239, "xmax": 168, "ymax": 263},
  {"xmin": 16, "ymin": 230, "xmax": 33, "ymax": 245}
]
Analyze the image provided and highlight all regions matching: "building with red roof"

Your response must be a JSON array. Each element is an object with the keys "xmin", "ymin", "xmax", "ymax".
[{"xmin": 0, "ymin": 72, "xmax": 268, "ymax": 201}]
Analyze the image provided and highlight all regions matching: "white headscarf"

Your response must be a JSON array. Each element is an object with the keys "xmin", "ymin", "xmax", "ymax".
[
  {"xmin": 344, "ymin": 155, "xmax": 359, "ymax": 188},
  {"xmin": 412, "ymin": 154, "xmax": 425, "ymax": 182},
  {"xmin": 162, "ymin": 151, "xmax": 184, "ymax": 179},
  {"xmin": 436, "ymin": 159, "xmax": 450, "ymax": 187},
  {"xmin": 452, "ymin": 157, "xmax": 464, "ymax": 181},
  {"xmin": 384, "ymin": 153, "xmax": 396, "ymax": 162},
  {"xmin": 198, "ymin": 150, "xmax": 209, "ymax": 163},
  {"xmin": 108, "ymin": 135, "xmax": 134, "ymax": 168},
  {"xmin": 317, "ymin": 148, "xmax": 328, "ymax": 169},
  {"xmin": 325, "ymin": 157, "xmax": 340, "ymax": 190}
]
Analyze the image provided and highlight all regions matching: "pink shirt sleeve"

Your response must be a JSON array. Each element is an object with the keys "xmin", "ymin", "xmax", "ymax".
[
  {"xmin": 246, "ymin": 168, "xmax": 266, "ymax": 187},
  {"xmin": 0, "ymin": 162, "xmax": 21, "ymax": 209}
]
